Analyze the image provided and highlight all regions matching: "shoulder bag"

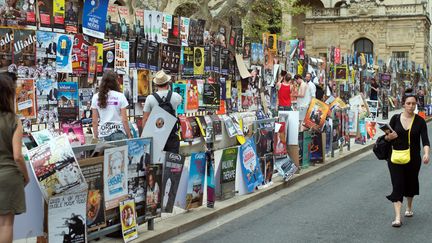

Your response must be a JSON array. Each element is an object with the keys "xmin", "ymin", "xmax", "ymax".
[{"xmin": 390, "ymin": 116, "xmax": 415, "ymax": 164}]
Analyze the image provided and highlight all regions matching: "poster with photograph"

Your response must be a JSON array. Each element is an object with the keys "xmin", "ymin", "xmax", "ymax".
[
  {"xmin": 0, "ymin": 28, "xmax": 13, "ymax": 72},
  {"xmin": 13, "ymin": 29, "xmax": 36, "ymax": 71},
  {"xmin": 335, "ymin": 64, "xmax": 348, "ymax": 81},
  {"xmin": 103, "ymin": 40, "xmax": 115, "ymax": 70},
  {"xmin": 82, "ymin": 0, "xmax": 109, "ymax": 39},
  {"xmin": 273, "ymin": 122, "xmax": 287, "ymax": 156},
  {"xmin": 161, "ymin": 44, "xmax": 181, "ymax": 74},
  {"xmin": 57, "ymin": 82, "xmax": 79, "ymax": 120},
  {"xmin": 114, "ymin": 40, "xmax": 129, "ymax": 75},
  {"xmin": 118, "ymin": 6, "xmax": 130, "ymax": 40},
  {"xmin": 144, "ymin": 10, "xmax": 162, "ymax": 42},
  {"xmin": 240, "ymin": 138, "xmax": 264, "ymax": 193},
  {"xmin": 28, "ymin": 135, "xmax": 87, "ymax": 201},
  {"xmin": 147, "ymin": 41, "xmax": 159, "ymax": 71},
  {"xmin": 220, "ymin": 147, "xmax": 237, "ymax": 200},
  {"xmin": 105, "ymin": 3, "xmax": 119, "ymax": 39},
  {"xmin": 36, "ymin": 30, "xmax": 57, "ymax": 75},
  {"xmin": 119, "ymin": 199, "xmax": 138, "ymax": 242},
  {"xmin": 81, "ymin": 161, "xmax": 106, "ymax": 231},
  {"xmin": 186, "ymin": 152, "xmax": 206, "ymax": 209},
  {"xmin": 71, "ymin": 34, "xmax": 89, "ymax": 75},
  {"xmin": 204, "ymin": 46, "xmax": 212, "ymax": 72},
  {"xmin": 304, "ymin": 98, "xmax": 330, "ymax": 129},
  {"xmin": 65, "ymin": 0, "xmax": 80, "ymax": 33},
  {"xmin": 48, "ymin": 191, "xmax": 87, "ymax": 243},
  {"xmin": 179, "ymin": 116, "xmax": 193, "ymax": 142},
  {"xmin": 130, "ymin": 9, "xmax": 144, "ymax": 38},
  {"xmin": 0, "ymin": 0, "xmax": 36, "ymax": 28},
  {"xmin": 104, "ymin": 145, "xmax": 129, "ymax": 210},
  {"xmin": 186, "ymin": 80, "xmax": 199, "ymax": 111},
  {"xmin": 16, "ymin": 79, "xmax": 36, "ymax": 119},
  {"xmin": 193, "ymin": 47, "xmax": 205, "ymax": 76},
  {"xmin": 79, "ymin": 88, "xmax": 94, "ymax": 124},
  {"xmin": 310, "ymin": 132, "xmax": 324, "ymax": 163},
  {"xmin": 55, "ymin": 33, "xmax": 73, "ymax": 73},
  {"xmin": 203, "ymin": 83, "xmax": 220, "ymax": 109},
  {"xmin": 60, "ymin": 120, "xmax": 85, "ymax": 146},
  {"xmin": 160, "ymin": 13, "xmax": 171, "ymax": 44},
  {"xmin": 137, "ymin": 69, "xmax": 151, "ymax": 99},
  {"xmin": 35, "ymin": 78, "xmax": 58, "ymax": 124},
  {"xmin": 162, "ymin": 152, "xmax": 184, "ymax": 213},
  {"xmin": 366, "ymin": 99, "xmax": 378, "ymax": 120},
  {"xmin": 146, "ymin": 164, "xmax": 162, "ymax": 219},
  {"xmin": 180, "ymin": 17, "xmax": 190, "ymax": 46},
  {"xmin": 127, "ymin": 138, "xmax": 151, "ymax": 205},
  {"xmin": 167, "ymin": 15, "xmax": 180, "ymax": 45},
  {"xmin": 38, "ymin": 0, "xmax": 53, "ymax": 31},
  {"xmin": 188, "ymin": 19, "xmax": 205, "ymax": 46},
  {"xmin": 172, "ymin": 83, "xmax": 187, "ymax": 114}
]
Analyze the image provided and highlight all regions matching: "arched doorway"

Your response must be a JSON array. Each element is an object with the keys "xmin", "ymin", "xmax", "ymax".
[{"xmin": 353, "ymin": 38, "xmax": 374, "ymax": 57}]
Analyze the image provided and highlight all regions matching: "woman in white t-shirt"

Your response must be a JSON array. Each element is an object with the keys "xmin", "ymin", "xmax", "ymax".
[{"xmin": 91, "ymin": 71, "xmax": 132, "ymax": 141}]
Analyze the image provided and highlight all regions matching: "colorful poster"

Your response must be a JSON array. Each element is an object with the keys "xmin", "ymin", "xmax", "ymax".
[
  {"xmin": 167, "ymin": 15, "xmax": 181, "ymax": 45},
  {"xmin": 114, "ymin": 40, "xmax": 129, "ymax": 75},
  {"xmin": 87, "ymin": 46, "xmax": 97, "ymax": 83},
  {"xmin": 71, "ymin": 34, "xmax": 89, "ymax": 75},
  {"xmin": 0, "ymin": 28, "xmax": 13, "ymax": 71},
  {"xmin": 366, "ymin": 118, "xmax": 376, "ymax": 139},
  {"xmin": 65, "ymin": 0, "xmax": 80, "ymax": 33},
  {"xmin": 16, "ymin": 79, "xmax": 36, "ymax": 119},
  {"xmin": 240, "ymin": 138, "xmax": 264, "ymax": 193},
  {"xmin": 335, "ymin": 64, "xmax": 348, "ymax": 81},
  {"xmin": 81, "ymin": 161, "xmax": 106, "ymax": 231},
  {"xmin": 127, "ymin": 138, "xmax": 150, "ymax": 205},
  {"xmin": 28, "ymin": 135, "xmax": 87, "ymax": 201},
  {"xmin": 162, "ymin": 152, "xmax": 184, "ymax": 213},
  {"xmin": 161, "ymin": 44, "xmax": 181, "ymax": 74},
  {"xmin": 137, "ymin": 69, "xmax": 151, "ymax": 99},
  {"xmin": 304, "ymin": 98, "xmax": 330, "ymax": 129},
  {"xmin": 35, "ymin": 78, "xmax": 58, "ymax": 125},
  {"xmin": 186, "ymin": 80, "xmax": 199, "ymax": 111},
  {"xmin": 103, "ymin": 40, "xmax": 115, "ymax": 70},
  {"xmin": 82, "ymin": 0, "xmax": 109, "ymax": 39},
  {"xmin": 220, "ymin": 147, "xmax": 237, "ymax": 200},
  {"xmin": 188, "ymin": 19, "xmax": 205, "ymax": 46},
  {"xmin": 48, "ymin": 191, "xmax": 87, "ymax": 243},
  {"xmin": 274, "ymin": 155, "xmax": 297, "ymax": 181},
  {"xmin": 146, "ymin": 164, "xmax": 162, "ymax": 219},
  {"xmin": 57, "ymin": 82, "xmax": 79, "ymax": 121},
  {"xmin": 366, "ymin": 99, "xmax": 378, "ymax": 120},
  {"xmin": 310, "ymin": 132, "xmax": 324, "ymax": 163},
  {"xmin": 187, "ymin": 153, "xmax": 206, "ymax": 209},
  {"xmin": 79, "ymin": 88, "xmax": 94, "ymax": 124},
  {"xmin": 172, "ymin": 83, "xmax": 187, "ymax": 114},
  {"xmin": 104, "ymin": 145, "xmax": 129, "ymax": 210},
  {"xmin": 35, "ymin": 31, "xmax": 57, "ymax": 77},
  {"xmin": 182, "ymin": 46, "xmax": 194, "ymax": 76},
  {"xmin": 38, "ymin": 0, "xmax": 53, "ymax": 31},
  {"xmin": 194, "ymin": 47, "xmax": 204, "ymax": 76},
  {"xmin": 0, "ymin": 0, "xmax": 36, "ymax": 28},
  {"xmin": 55, "ymin": 33, "xmax": 73, "ymax": 73},
  {"xmin": 61, "ymin": 120, "xmax": 85, "ymax": 146},
  {"xmin": 53, "ymin": 0, "xmax": 65, "ymax": 32},
  {"xmin": 206, "ymin": 149, "xmax": 215, "ymax": 208},
  {"xmin": 119, "ymin": 199, "xmax": 138, "ymax": 242},
  {"xmin": 13, "ymin": 29, "xmax": 36, "ymax": 71},
  {"xmin": 94, "ymin": 42, "xmax": 103, "ymax": 73},
  {"xmin": 180, "ymin": 17, "xmax": 190, "ymax": 46},
  {"xmin": 274, "ymin": 122, "xmax": 287, "ymax": 156},
  {"xmin": 160, "ymin": 13, "xmax": 172, "ymax": 44}
]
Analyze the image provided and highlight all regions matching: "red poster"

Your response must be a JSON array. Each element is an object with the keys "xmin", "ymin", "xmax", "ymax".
[
  {"xmin": 335, "ymin": 48, "xmax": 341, "ymax": 64},
  {"xmin": 71, "ymin": 34, "xmax": 89, "ymax": 75}
]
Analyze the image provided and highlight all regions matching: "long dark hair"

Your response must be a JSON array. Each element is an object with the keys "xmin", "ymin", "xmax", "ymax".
[
  {"xmin": 98, "ymin": 71, "xmax": 120, "ymax": 109},
  {"xmin": 0, "ymin": 74, "xmax": 16, "ymax": 113}
]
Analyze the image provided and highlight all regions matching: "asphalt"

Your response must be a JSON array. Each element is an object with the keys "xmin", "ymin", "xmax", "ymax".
[{"xmin": 182, "ymin": 124, "xmax": 432, "ymax": 243}]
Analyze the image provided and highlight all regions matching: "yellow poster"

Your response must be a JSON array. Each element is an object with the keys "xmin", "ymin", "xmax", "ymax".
[
  {"xmin": 119, "ymin": 199, "xmax": 138, "ymax": 242},
  {"xmin": 54, "ymin": 0, "xmax": 65, "ymax": 17},
  {"xmin": 93, "ymin": 43, "xmax": 104, "ymax": 73},
  {"xmin": 193, "ymin": 47, "xmax": 205, "ymax": 76},
  {"xmin": 226, "ymin": 80, "xmax": 232, "ymax": 99},
  {"xmin": 15, "ymin": 79, "xmax": 36, "ymax": 119}
]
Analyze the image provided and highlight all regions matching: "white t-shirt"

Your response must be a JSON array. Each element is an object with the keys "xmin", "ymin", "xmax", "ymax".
[
  {"xmin": 307, "ymin": 81, "xmax": 316, "ymax": 98},
  {"xmin": 297, "ymin": 82, "xmax": 312, "ymax": 108},
  {"xmin": 91, "ymin": 90, "xmax": 129, "ymax": 137},
  {"xmin": 143, "ymin": 90, "xmax": 182, "ymax": 114}
]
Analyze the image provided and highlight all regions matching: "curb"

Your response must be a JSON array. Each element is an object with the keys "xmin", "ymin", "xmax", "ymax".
[{"xmin": 131, "ymin": 116, "xmax": 432, "ymax": 243}]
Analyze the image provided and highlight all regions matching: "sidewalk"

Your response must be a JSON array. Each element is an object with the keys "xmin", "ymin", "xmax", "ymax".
[{"xmin": 95, "ymin": 108, "xmax": 431, "ymax": 243}]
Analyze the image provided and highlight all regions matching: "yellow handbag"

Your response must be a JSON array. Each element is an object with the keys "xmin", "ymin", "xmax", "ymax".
[{"xmin": 391, "ymin": 116, "xmax": 414, "ymax": 165}]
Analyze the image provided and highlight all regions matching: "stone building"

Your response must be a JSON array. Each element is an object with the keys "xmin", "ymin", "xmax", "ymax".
[{"xmin": 283, "ymin": 0, "xmax": 431, "ymax": 68}]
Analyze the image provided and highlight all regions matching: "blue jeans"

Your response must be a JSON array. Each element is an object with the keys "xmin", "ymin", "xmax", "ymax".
[{"xmin": 102, "ymin": 132, "xmax": 127, "ymax": 142}]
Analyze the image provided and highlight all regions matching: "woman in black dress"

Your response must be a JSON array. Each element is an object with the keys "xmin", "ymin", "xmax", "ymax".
[{"xmin": 385, "ymin": 89, "xmax": 430, "ymax": 227}]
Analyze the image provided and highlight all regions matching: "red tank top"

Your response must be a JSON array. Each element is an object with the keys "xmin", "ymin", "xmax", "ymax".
[{"xmin": 278, "ymin": 83, "xmax": 291, "ymax": 107}]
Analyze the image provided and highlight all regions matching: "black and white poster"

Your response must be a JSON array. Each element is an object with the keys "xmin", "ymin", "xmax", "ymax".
[
  {"xmin": 147, "ymin": 41, "xmax": 159, "ymax": 71},
  {"xmin": 162, "ymin": 152, "xmax": 184, "ymax": 213},
  {"xmin": 161, "ymin": 44, "xmax": 180, "ymax": 74}
]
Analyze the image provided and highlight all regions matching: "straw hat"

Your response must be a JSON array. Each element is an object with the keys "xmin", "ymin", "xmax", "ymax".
[{"xmin": 153, "ymin": 70, "xmax": 171, "ymax": 85}]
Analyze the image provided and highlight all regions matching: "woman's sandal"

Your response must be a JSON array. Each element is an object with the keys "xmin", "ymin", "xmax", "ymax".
[
  {"xmin": 392, "ymin": 220, "xmax": 402, "ymax": 227},
  {"xmin": 405, "ymin": 210, "xmax": 414, "ymax": 217}
]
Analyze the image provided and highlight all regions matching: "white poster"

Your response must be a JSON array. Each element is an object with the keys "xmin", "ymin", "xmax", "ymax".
[
  {"xmin": 141, "ymin": 106, "xmax": 177, "ymax": 165},
  {"xmin": 104, "ymin": 145, "xmax": 129, "ymax": 209},
  {"xmin": 279, "ymin": 111, "xmax": 299, "ymax": 145},
  {"xmin": 48, "ymin": 191, "xmax": 87, "ymax": 243},
  {"xmin": 114, "ymin": 40, "xmax": 130, "ymax": 75}
]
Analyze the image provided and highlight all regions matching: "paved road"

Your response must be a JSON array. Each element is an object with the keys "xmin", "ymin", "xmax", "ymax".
[{"xmin": 183, "ymin": 124, "xmax": 432, "ymax": 243}]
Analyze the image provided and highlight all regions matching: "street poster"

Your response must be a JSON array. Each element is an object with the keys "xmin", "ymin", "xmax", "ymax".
[
  {"xmin": 60, "ymin": 120, "xmax": 85, "ymax": 146},
  {"xmin": 186, "ymin": 80, "xmax": 199, "ymax": 111},
  {"xmin": 71, "ymin": 34, "xmax": 89, "ymax": 75},
  {"xmin": 179, "ymin": 116, "xmax": 193, "ymax": 142},
  {"xmin": 141, "ymin": 106, "xmax": 177, "ymax": 165},
  {"xmin": 105, "ymin": 3, "xmax": 119, "ymax": 39},
  {"xmin": 16, "ymin": 78, "xmax": 36, "ymax": 119},
  {"xmin": 204, "ymin": 46, "xmax": 212, "ymax": 72},
  {"xmin": 146, "ymin": 164, "xmax": 163, "ymax": 219},
  {"xmin": 162, "ymin": 152, "xmax": 184, "ymax": 213},
  {"xmin": 273, "ymin": 122, "xmax": 287, "ymax": 156},
  {"xmin": 203, "ymin": 83, "xmax": 220, "ymax": 109},
  {"xmin": 104, "ymin": 145, "xmax": 129, "ymax": 210},
  {"xmin": 0, "ymin": 0, "xmax": 36, "ymax": 28},
  {"xmin": 38, "ymin": 0, "xmax": 53, "ymax": 31},
  {"xmin": 304, "ymin": 98, "xmax": 330, "ymax": 129},
  {"xmin": 82, "ymin": 0, "xmax": 109, "ymax": 39},
  {"xmin": 366, "ymin": 99, "xmax": 378, "ymax": 120},
  {"xmin": 114, "ymin": 40, "xmax": 129, "ymax": 75},
  {"xmin": 223, "ymin": 115, "xmax": 237, "ymax": 138},
  {"xmin": 186, "ymin": 152, "xmax": 206, "ymax": 209},
  {"xmin": 188, "ymin": 19, "xmax": 205, "ymax": 46},
  {"xmin": 35, "ymin": 30, "xmax": 57, "ymax": 77},
  {"xmin": 13, "ymin": 29, "xmax": 36, "ymax": 71},
  {"xmin": 81, "ymin": 160, "xmax": 106, "ymax": 231},
  {"xmin": 180, "ymin": 17, "xmax": 190, "ymax": 46},
  {"xmin": 118, "ymin": 6, "xmax": 130, "ymax": 40},
  {"xmin": 57, "ymin": 82, "xmax": 79, "ymax": 121},
  {"xmin": 130, "ymin": 9, "xmax": 144, "ymax": 38},
  {"xmin": 310, "ymin": 132, "xmax": 324, "ymax": 163},
  {"xmin": 119, "ymin": 199, "xmax": 138, "ymax": 242},
  {"xmin": 53, "ymin": 0, "xmax": 65, "ymax": 32},
  {"xmin": 127, "ymin": 138, "xmax": 151, "ymax": 209},
  {"xmin": 136, "ymin": 37, "xmax": 148, "ymax": 69},
  {"xmin": 274, "ymin": 155, "xmax": 297, "ymax": 181},
  {"xmin": 220, "ymin": 147, "xmax": 237, "ymax": 200},
  {"xmin": 161, "ymin": 13, "xmax": 172, "ymax": 44},
  {"xmin": 65, "ymin": 0, "xmax": 80, "ymax": 33},
  {"xmin": 172, "ymin": 83, "xmax": 187, "ymax": 114},
  {"xmin": 239, "ymin": 138, "xmax": 263, "ymax": 193},
  {"xmin": 194, "ymin": 47, "xmax": 205, "ymax": 76},
  {"xmin": 161, "ymin": 44, "xmax": 181, "ymax": 74},
  {"xmin": 137, "ymin": 69, "xmax": 151, "ymax": 99},
  {"xmin": 48, "ymin": 191, "xmax": 87, "ymax": 243},
  {"xmin": 31, "ymin": 129, "xmax": 54, "ymax": 146},
  {"xmin": 147, "ymin": 41, "xmax": 159, "ymax": 71},
  {"xmin": 0, "ymin": 28, "xmax": 13, "ymax": 72},
  {"xmin": 28, "ymin": 135, "xmax": 87, "ymax": 201},
  {"xmin": 55, "ymin": 33, "xmax": 73, "ymax": 73},
  {"xmin": 103, "ymin": 40, "xmax": 115, "ymax": 70},
  {"xmin": 182, "ymin": 46, "xmax": 194, "ymax": 76},
  {"xmin": 263, "ymin": 153, "xmax": 274, "ymax": 184}
]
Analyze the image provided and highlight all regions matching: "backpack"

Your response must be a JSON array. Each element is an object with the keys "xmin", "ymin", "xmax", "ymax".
[{"xmin": 153, "ymin": 91, "xmax": 175, "ymax": 117}]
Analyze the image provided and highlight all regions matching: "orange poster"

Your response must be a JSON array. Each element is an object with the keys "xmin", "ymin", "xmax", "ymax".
[{"xmin": 16, "ymin": 79, "xmax": 36, "ymax": 119}]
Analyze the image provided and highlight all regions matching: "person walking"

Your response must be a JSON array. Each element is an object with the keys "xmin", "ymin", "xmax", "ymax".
[
  {"xmin": 0, "ymin": 74, "xmax": 29, "ymax": 242},
  {"xmin": 370, "ymin": 78, "xmax": 379, "ymax": 101},
  {"xmin": 91, "ymin": 71, "xmax": 132, "ymax": 141},
  {"xmin": 384, "ymin": 89, "xmax": 430, "ymax": 227},
  {"xmin": 276, "ymin": 72, "xmax": 292, "ymax": 111},
  {"xmin": 143, "ymin": 70, "xmax": 182, "ymax": 154}
]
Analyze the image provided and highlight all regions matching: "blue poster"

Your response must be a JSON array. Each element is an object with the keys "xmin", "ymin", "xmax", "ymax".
[
  {"xmin": 55, "ymin": 34, "xmax": 73, "ymax": 73},
  {"xmin": 172, "ymin": 83, "xmax": 187, "ymax": 114},
  {"xmin": 82, "ymin": 0, "xmax": 109, "ymax": 39},
  {"xmin": 186, "ymin": 152, "xmax": 206, "ymax": 209},
  {"xmin": 240, "ymin": 138, "xmax": 264, "ymax": 193}
]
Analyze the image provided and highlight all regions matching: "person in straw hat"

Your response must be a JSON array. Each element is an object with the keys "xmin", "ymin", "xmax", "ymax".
[{"xmin": 143, "ymin": 70, "xmax": 182, "ymax": 154}]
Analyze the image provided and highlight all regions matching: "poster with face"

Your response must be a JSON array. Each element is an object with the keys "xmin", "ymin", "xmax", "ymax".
[
  {"xmin": 186, "ymin": 152, "xmax": 206, "ymax": 209},
  {"xmin": 146, "ymin": 164, "xmax": 162, "ymax": 219},
  {"xmin": 180, "ymin": 17, "xmax": 190, "ymax": 46},
  {"xmin": 65, "ymin": 0, "xmax": 80, "ymax": 33},
  {"xmin": 104, "ymin": 145, "xmax": 129, "ymax": 210},
  {"xmin": 103, "ymin": 40, "xmax": 115, "ymax": 70}
]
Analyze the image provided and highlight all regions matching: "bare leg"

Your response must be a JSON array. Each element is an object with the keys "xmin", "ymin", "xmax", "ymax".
[
  {"xmin": 393, "ymin": 201, "xmax": 402, "ymax": 224},
  {"xmin": 0, "ymin": 213, "xmax": 14, "ymax": 243},
  {"xmin": 406, "ymin": 197, "xmax": 413, "ymax": 212}
]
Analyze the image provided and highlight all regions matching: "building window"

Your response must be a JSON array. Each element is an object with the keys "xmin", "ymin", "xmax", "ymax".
[
  {"xmin": 354, "ymin": 38, "xmax": 373, "ymax": 56},
  {"xmin": 392, "ymin": 51, "xmax": 409, "ymax": 59}
]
